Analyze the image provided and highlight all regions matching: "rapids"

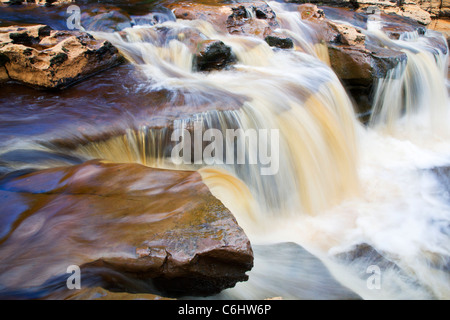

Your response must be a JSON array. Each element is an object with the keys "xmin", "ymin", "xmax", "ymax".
[{"xmin": 1, "ymin": 1, "xmax": 449, "ymax": 299}]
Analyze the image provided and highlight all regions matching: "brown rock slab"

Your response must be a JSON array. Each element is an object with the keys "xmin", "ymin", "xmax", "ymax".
[
  {"xmin": 0, "ymin": 25, "xmax": 123, "ymax": 89},
  {"xmin": 169, "ymin": 1, "xmax": 279, "ymax": 39},
  {"xmin": 0, "ymin": 160, "xmax": 253, "ymax": 298}
]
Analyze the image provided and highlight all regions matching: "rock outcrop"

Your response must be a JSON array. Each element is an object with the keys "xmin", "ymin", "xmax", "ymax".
[
  {"xmin": 0, "ymin": 25, "xmax": 123, "ymax": 89},
  {"xmin": 298, "ymin": 4, "xmax": 409, "ymax": 113},
  {"xmin": 194, "ymin": 39, "xmax": 236, "ymax": 71},
  {"xmin": 418, "ymin": 0, "xmax": 450, "ymax": 18},
  {"xmin": 0, "ymin": 160, "xmax": 253, "ymax": 298},
  {"xmin": 288, "ymin": 0, "xmax": 432, "ymax": 25},
  {"xmin": 169, "ymin": 1, "xmax": 280, "ymax": 38}
]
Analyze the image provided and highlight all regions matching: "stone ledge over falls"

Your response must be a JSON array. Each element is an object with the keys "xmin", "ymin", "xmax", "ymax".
[
  {"xmin": 167, "ymin": 0, "xmax": 447, "ymax": 117},
  {"xmin": 0, "ymin": 160, "xmax": 254, "ymax": 299},
  {"xmin": 0, "ymin": 25, "xmax": 123, "ymax": 89}
]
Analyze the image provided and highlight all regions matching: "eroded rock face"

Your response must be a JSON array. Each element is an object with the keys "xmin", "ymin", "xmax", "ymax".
[
  {"xmin": 297, "ymin": 4, "xmax": 411, "ymax": 114},
  {"xmin": 0, "ymin": 25, "xmax": 123, "ymax": 89},
  {"xmin": 0, "ymin": 160, "xmax": 253, "ymax": 298},
  {"xmin": 169, "ymin": 1, "xmax": 279, "ymax": 38},
  {"xmin": 288, "ymin": 0, "xmax": 432, "ymax": 25}
]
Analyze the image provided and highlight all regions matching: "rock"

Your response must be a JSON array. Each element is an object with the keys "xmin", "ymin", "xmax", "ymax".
[
  {"xmin": 429, "ymin": 18, "xmax": 450, "ymax": 47},
  {"xmin": 226, "ymin": 3, "xmax": 279, "ymax": 38},
  {"xmin": 327, "ymin": 20, "xmax": 366, "ymax": 46},
  {"xmin": 418, "ymin": 0, "xmax": 450, "ymax": 18},
  {"xmin": 327, "ymin": 42, "xmax": 406, "ymax": 114},
  {"xmin": 0, "ymin": 0, "xmax": 72, "ymax": 5},
  {"xmin": 327, "ymin": 46, "xmax": 374, "ymax": 86},
  {"xmin": 0, "ymin": 25, "xmax": 123, "ymax": 89},
  {"xmin": 298, "ymin": 3, "xmax": 326, "ymax": 20},
  {"xmin": 169, "ymin": 1, "xmax": 279, "ymax": 39},
  {"xmin": 0, "ymin": 160, "xmax": 253, "ymax": 298},
  {"xmin": 0, "ymin": 65, "xmax": 8, "ymax": 82},
  {"xmin": 288, "ymin": 0, "xmax": 432, "ymax": 25},
  {"xmin": 333, "ymin": 242, "xmax": 448, "ymax": 298},
  {"xmin": 264, "ymin": 35, "xmax": 294, "ymax": 49},
  {"xmin": 334, "ymin": 243, "xmax": 399, "ymax": 270},
  {"xmin": 380, "ymin": 4, "xmax": 432, "ymax": 25},
  {"xmin": 194, "ymin": 39, "xmax": 236, "ymax": 71},
  {"xmin": 295, "ymin": 5, "xmax": 409, "ymax": 114},
  {"xmin": 169, "ymin": 2, "xmax": 234, "ymax": 33},
  {"xmin": 327, "ymin": 42, "xmax": 406, "ymax": 86},
  {"xmin": 216, "ymin": 242, "xmax": 361, "ymax": 299}
]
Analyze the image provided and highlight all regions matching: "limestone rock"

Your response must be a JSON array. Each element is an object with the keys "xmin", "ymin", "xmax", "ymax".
[{"xmin": 0, "ymin": 25, "xmax": 123, "ymax": 89}]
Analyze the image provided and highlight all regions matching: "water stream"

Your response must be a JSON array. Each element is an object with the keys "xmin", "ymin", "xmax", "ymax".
[{"xmin": 1, "ymin": 1, "xmax": 449, "ymax": 299}]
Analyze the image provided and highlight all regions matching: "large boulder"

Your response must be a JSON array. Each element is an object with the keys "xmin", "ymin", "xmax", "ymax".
[
  {"xmin": 0, "ymin": 25, "xmax": 123, "ymax": 89},
  {"xmin": 194, "ymin": 39, "xmax": 236, "ymax": 71},
  {"xmin": 0, "ymin": 160, "xmax": 253, "ymax": 298},
  {"xmin": 418, "ymin": 0, "xmax": 450, "ymax": 18}
]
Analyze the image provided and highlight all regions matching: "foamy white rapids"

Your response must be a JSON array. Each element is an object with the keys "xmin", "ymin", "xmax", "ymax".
[{"xmin": 88, "ymin": 2, "xmax": 450, "ymax": 299}]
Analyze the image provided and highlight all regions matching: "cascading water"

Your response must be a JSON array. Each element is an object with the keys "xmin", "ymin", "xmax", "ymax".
[
  {"xmin": 60, "ymin": 2, "xmax": 450, "ymax": 299},
  {"xmin": 81, "ymin": 6, "xmax": 360, "ymax": 217},
  {"xmin": 3, "ymin": 1, "xmax": 449, "ymax": 300},
  {"xmin": 367, "ymin": 18, "xmax": 449, "ymax": 135}
]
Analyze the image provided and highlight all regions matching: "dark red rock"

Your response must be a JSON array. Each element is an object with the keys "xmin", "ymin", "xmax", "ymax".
[{"xmin": 0, "ymin": 160, "xmax": 253, "ymax": 298}]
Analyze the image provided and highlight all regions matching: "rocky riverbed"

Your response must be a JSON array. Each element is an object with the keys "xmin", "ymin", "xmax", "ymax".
[{"xmin": 0, "ymin": 0, "xmax": 449, "ymax": 300}]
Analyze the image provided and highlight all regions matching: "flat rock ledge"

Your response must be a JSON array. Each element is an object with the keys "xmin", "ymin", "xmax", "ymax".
[
  {"xmin": 0, "ymin": 25, "xmax": 123, "ymax": 89},
  {"xmin": 0, "ymin": 160, "xmax": 254, "ymax": 298}
]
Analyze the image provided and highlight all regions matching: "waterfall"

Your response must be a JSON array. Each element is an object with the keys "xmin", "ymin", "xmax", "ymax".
[
  {"xmin": 367, "ymin": 19, "xmax": 450, "ymax": 134},
  {"xmin": 84, "ymin": 10, "xmax": 360, "ymax": 217},
  {"xmin": 25, "ymin": 2, "xmax": 450, "ymax": 299}
]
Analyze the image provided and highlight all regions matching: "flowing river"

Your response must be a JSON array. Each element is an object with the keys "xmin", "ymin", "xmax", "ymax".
[{"xmin": 0, "ymin": 0, "xmax": 449, "ymax": 299}]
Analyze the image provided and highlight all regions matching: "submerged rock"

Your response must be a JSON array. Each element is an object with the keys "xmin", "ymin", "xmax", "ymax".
[
  {"xmin": 0, "ymin": 160, "xmax": 253, "ymax": 298},
  {"xmin": 297, "ymin": 4, "xmax": 412, "ymax": 114},
  {"xmin": 0, "ymin": 25, "xmax": 123, "ymax": 89}
]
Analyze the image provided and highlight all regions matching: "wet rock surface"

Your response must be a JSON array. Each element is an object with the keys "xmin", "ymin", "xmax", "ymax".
[
  {"xmin": 0, "ymin": 160, "xmax": 253, "ymax": 298},
  {"xmin": 194, "ymin": 39, "xmax": 236, "ymax": 71},
  {"xmin": 264, "ymin": 35, "xmax": 294, "ymax": 49},
  {"xmin": 287, "ymin": 0, "xmax": 433, "ymax": 25},
  {"xmin": 0, "ymin": 25, "xmax": 123, "ymax": 88},
  {"xmin": 170, "ymin": 0, "xmax": 280, "ymax": 38}
]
